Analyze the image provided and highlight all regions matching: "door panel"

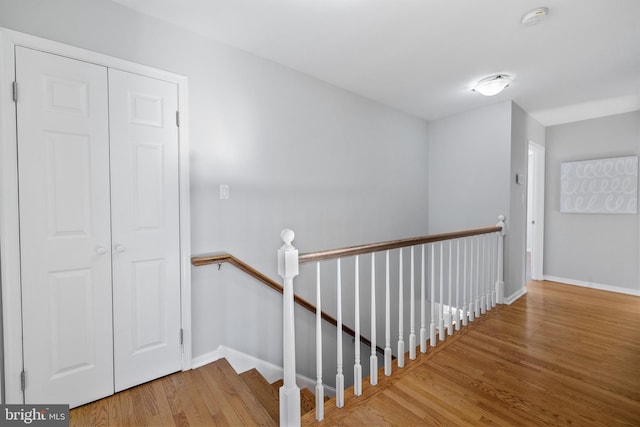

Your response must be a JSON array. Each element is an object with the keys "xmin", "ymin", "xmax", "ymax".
[
  {"xmin": 131, "ymin": 259, "xmax": 167, "ymax": 352},
  {"xmin": 16, "ymin": 47, "xmax": 114, "ymax": 407},
  {"xmin": 133, "ymin": 143, "xmax": 164, "ymax": 229},
  {"xmin": 45, "ymin": 131, "xmax": 92, "ymax": 237},
  {"xmin": 48, "ymin": 269, "xmax": 96, "ymax": 378},
  {"xmin": 108, "ymin": 69, "xmax": 182, "ymax": 391}
]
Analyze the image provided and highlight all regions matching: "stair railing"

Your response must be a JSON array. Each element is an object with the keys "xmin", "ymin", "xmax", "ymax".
[
  {"xmin": 191, "ymin": 252, "xmax": 385, "ymax": 354},
  {"xmin": 279, "ymin": 215, "xmax": 506, "ymax": 425}
]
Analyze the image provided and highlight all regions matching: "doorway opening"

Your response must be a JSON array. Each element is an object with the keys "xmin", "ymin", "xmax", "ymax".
[{"xmin": 526, "ymin": 141, "xmax": 545, "ymax": 281}]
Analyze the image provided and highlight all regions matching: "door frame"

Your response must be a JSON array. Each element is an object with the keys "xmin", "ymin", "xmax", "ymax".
[
  {"xmin": 527, "ymin": 141, "xmax": 545, "ymax": 281},
  {"xmin": 0, "ymin": 27, "xmax": 192, "ymax": 404}
]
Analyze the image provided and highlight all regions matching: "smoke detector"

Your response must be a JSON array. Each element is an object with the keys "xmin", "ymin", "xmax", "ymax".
[{"xmin": 521, "ymin": 7, "xmax": 549, "ymax": 26}]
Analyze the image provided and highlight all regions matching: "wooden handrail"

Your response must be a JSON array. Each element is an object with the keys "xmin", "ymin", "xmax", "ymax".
[
  {"xmin": 191, "ymin": 252, "xmax": 384, "ymax": 355},
  {"xmin": 191, "ymin": 225, "xmax": 502, "ymax": 362},
  {"xmin": 299, "ymin": 225, "xmax": 502, "ymax": 264}
]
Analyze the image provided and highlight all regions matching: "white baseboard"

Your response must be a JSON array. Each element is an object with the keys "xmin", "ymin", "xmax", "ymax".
[
  {"xmin": 504, "ymin": 286, "xmax": 527, "ymax": 304},
  {"xmin": 543, "ymin": 275, "xmax": 640, "ymax": 297},
  {"xmin": 191, "ymin": 348, "xmax": 224, "ymax": 370},
  {"xmin": 191, "ymin": 345, "xmax": 336, "ymax": 397}
]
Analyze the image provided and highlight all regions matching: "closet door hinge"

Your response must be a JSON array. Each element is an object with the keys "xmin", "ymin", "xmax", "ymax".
[
  {"xmin": 175, "ymin": 111, "xmax": 180, "ymax": 127},
  {"xmin": 20, "ymin": 370, "xmax": 26, "ymax": 391},
  {"xmin": 12, "ymin": 81, "xmax": 17, "ymax": 102},
  {"xmin": 180, "ymin": 328, "xmax": 184, "ymax": 345}
]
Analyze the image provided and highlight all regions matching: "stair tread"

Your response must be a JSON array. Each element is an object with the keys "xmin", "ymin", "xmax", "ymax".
[
  {"xmin": 271, "ymin": 379, "xmax": 317, "ymax": 416},
  {"xmin": 300, "ymin": 388, "xmax": 315, "ymax": 415},
  {"xmin": 203, "ymin": 358, "xmax": 277, "ymax": 426},
  {"xmin": 240, "ymin": 368, "xmax": 279, "ymax": 424},
  {"xmin": 271, "ymin": 379, "xmax": 283, "ymax": 392}
]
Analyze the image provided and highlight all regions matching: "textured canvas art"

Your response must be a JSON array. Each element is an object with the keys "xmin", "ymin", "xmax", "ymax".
[{"xmin": 560, "ymin": 155, "xmax": 638, "ymax": 214}]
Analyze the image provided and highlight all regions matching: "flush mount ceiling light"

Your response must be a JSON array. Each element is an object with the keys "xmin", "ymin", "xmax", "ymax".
[
  {"xmin": 472, "ymin": 74, "xmax": 513, "ymax": 96},
  {"xmin": 521, "ymin": 7, "xmax": 549, "ymax": 26}
]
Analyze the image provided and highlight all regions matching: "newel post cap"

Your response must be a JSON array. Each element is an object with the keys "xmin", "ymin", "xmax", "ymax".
[
  {"xmin": 281, "ymin": 229, "xmax": 295, "ymax": 249},
  {"xmin": 278, "ymin": 229, "xmax": 299, "ymax": 279}
]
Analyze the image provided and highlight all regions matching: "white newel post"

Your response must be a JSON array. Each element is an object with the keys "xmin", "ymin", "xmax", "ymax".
[
  {"xmin": 278, "ymin": 229, "xmax": 301, "ymax": 427},
  {"xmin": 496, "ymin": 215, "xmax": 506, "ymax": 304}
]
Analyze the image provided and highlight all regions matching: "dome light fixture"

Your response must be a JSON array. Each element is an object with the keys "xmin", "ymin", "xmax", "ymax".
[
  {"xmin": 472, "ymin": 74, "xmax": 513, "ymax": 96},
  {"xmin": 521, "ymin": 7, "xmax": 549, "ymax": 26}
]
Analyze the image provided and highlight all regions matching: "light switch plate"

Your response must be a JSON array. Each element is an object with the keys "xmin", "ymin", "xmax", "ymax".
[{"xmin": 220, "ymin": 184, "xmax": 230, "ymax": 200}]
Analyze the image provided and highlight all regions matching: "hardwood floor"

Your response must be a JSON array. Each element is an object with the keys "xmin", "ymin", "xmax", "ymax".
[
  {"xmin": 70, "ymin": 358, "xmax": 277, "ymax": 426},
  {"xmin": 71, "ymin": 281, "xmax": 640, "ymax": 426},
  {"xmin": 306, "ymin": 281, "xmax": 640, "ymax": 426}
]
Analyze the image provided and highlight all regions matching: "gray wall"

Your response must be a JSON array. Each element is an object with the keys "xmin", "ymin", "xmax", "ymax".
[
  {"xmin": 428, "ymin": 102, "xmax": 512, "ymax": 231},
  {"xmin": 545, "ymin": 111, "xmax": 640, "ymax": 292},
  {"xmin": 428, "ymin": 101, "xmax": 544, "ymax": 300},
  {"xmin": 508, "ymin": 103, "xmax": 544, "ymax": 299},
  {"xmin": 0, "ymin": 0, "xmax": 430, "ymax": 375}
]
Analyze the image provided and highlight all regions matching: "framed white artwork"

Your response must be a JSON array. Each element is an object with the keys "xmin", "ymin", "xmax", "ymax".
[{"xmin": 560, "ymin": 155, "xmax": 638, "ymax": 214}]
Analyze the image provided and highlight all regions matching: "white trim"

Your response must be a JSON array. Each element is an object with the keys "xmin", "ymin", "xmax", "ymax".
[
  {"xmin": 527, "ymin": 141, "xmax": 545, "ymax": 281},
  {"xmin": 0, "ymin": 27, "xmax": 192, "ymax": 403},
  {"xmin": 0, "ymin": 28, "xmax": 22, "ymax": 405},
  {"xmin": 543, "ymin": 276, "xmax": 640, "ymax": 297},
  {"xmin": 177, "ymin": 71, "xmax": 192, "ymax": 371},
  {"xmin": 529, "ymin": 94, "xmax": 640, "ymax": 127},
  {"xmin": 503, "ymin": 286, "xmax": 527, "ymax": 304},
  {"xmin": 191, "ymin": 346, "xmax": 336, "ymax": 397},
  {"xmin": 191, "ymin": 349, "xmax": 225, "ymax": 370}
]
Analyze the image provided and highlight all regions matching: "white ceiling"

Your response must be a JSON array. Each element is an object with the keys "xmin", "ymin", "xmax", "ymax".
[{"xmin": 111, "ymin": 0, "xmax": 640, "ymax": 125}]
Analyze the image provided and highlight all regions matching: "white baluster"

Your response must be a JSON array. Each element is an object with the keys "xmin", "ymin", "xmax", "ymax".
[
  {"xmin": 397, "ymin": 249, "xmax": 405, "ymax": 368},
  {"xmin": 485, "ymin": 234, "xmax": 491, "ymax": 312},
  {"xmin": 447, "ymin": 241, "xmax": 453, "ymax": 336},
  {"xmin": 455, "ymin": 240, "xmax": 461, "ymax": 331},
  {"xmin": 491, "ymin": 232, "xmax": 498, "ymax": 308},
  {"xmin": 315, "ymin": 263, "xmax": 324, "ymax": 421},
  {"xmin": 481, "ymin": 234, "xmax": 487, "ymax": 315},
  {"xmin": 420, "ymin": 244, "xmax": 427, "ymax": 353},
  {"xmin": 370, "ymin": 253, "xmax": 378, "ymax": 385},
  {"xmin": 278, "ymin": 229, "xmax": 301, "ymax": 427},
  {"xmin": 496, "ymin": 215, "xmax": 506, "ymax": 304},
  {"xmin": 439, "ymin": 242, "xmax": 445, "ymax": 342},
  {"xmin": 384, "ymin": 250, "xmax": 392, "ymax": 376},
  {"xmin": 469, "ymin": 237, "xmax": 475, "ymax": 322},
  {"xmin": 488, "ymin": 234, "xmax": 492, "ymax": 311},
  {"xmin": 462, "ymin": 238, "xmax": 468, "ymax": 327},
  {"xmin": 486, "ymin": 234, "xmax": 492, "ymax": 312},
  {"xmin": 475, "ymin": 236, "xmax": 481, "ymax": 319},
  {"xmin": 336, "ymin": 259, "xmax": 344, "ymax": 408},
  {"xmin": 354, "ymin": 256, "xmax": 362, "ymax": 396},
  {"xmin": 409, "ymin": 246, "xmax": 416, "ymax": 360},
  {"xmin": 430, "ymin": 244, "xmax": 436, "ymax": 347}
]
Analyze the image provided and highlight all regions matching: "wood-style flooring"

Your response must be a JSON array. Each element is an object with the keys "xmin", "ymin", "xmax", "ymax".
[
  {"xmin": 71, "ymin": 281, "xmax": 640, "ymax": 426},
  {"xmin": 306, "ymin": 280, "xmax": 640, "ymax": 426},
  {"xmin": 70, "ymin": 358, "xmax": 277, "ymax": 426}
]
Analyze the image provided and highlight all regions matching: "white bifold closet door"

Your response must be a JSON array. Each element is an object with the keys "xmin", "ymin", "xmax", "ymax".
[
  {"xmin": 17, "ymin": 46, "xmax": 114, "ymax": 408},
  {"xmin": 108, "ymin": 68, "xmax": 182, "ymax": 392},
  {"xmin": 16, "ymin": 46, "xmax": 181, "ymax": 408}
]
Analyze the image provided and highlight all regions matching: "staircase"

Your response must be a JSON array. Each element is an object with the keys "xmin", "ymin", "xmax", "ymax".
[
  {"xmin": 70, "ymin": 312, "xmax": 491, "ymax": 426},
  {"xmin": 189, "ymin": 221, "xmax": 507, "ymax": 426},
  {"xmin": 222, "ymin": 359, "xmax": 318, "ymax": 425}
]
